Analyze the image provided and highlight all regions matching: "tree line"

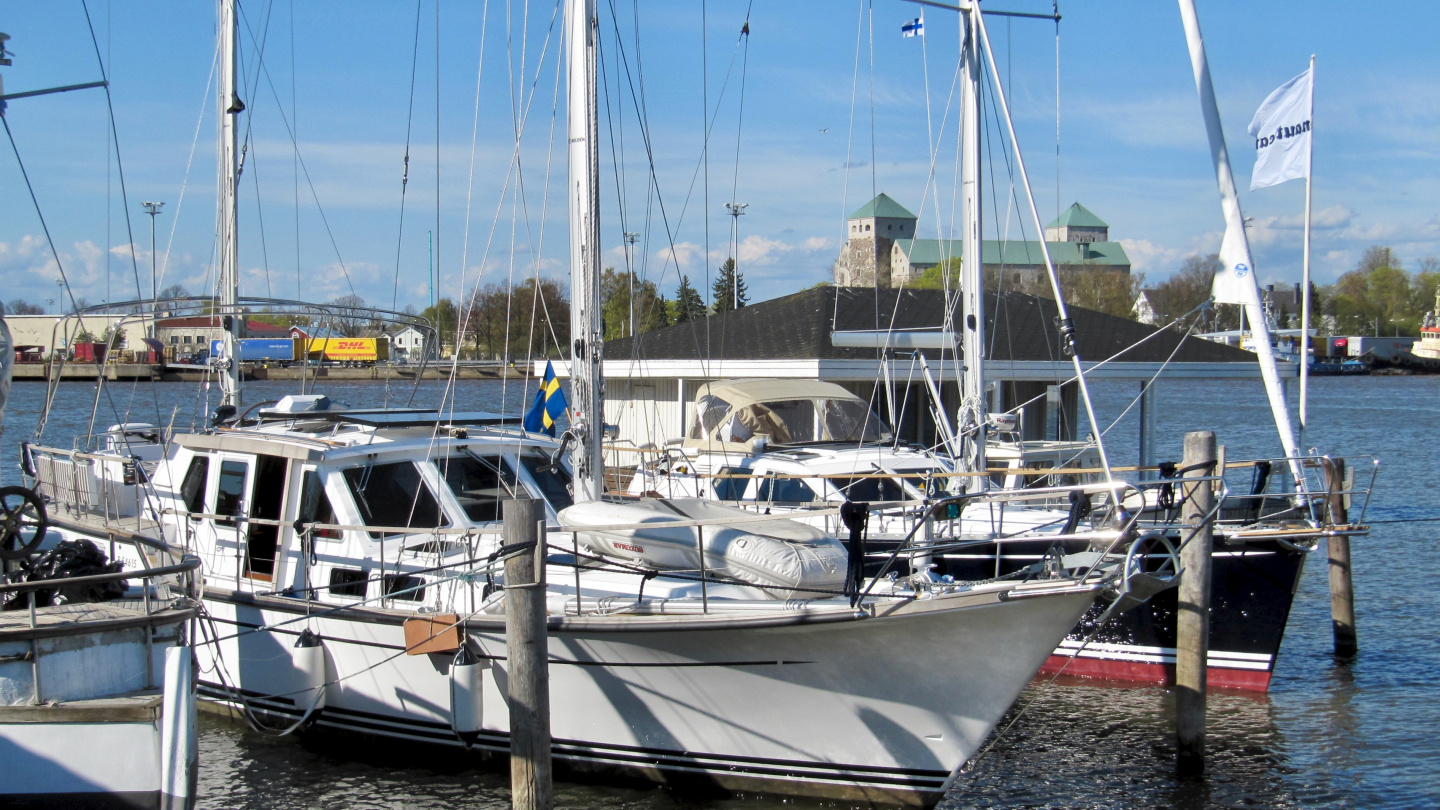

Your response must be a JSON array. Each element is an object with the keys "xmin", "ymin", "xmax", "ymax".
[
  {"xmin": 401, "ymin": 258, "xmax": 749, "ymax": 360},
  {"xmin": 1145, "ymin": 246, "xmax": 1440, "ymax": 336}
]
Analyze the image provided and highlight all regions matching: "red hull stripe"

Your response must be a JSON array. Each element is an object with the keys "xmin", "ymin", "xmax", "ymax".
[{"xmin": 1038, "ymin": 654, "xmax": 1274, "ymax": 691}]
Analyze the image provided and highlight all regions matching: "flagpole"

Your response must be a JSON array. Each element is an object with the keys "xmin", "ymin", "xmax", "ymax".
[{"xmin": 1299, "ymin": 53, "xmax": 1315, "ymax": 450}]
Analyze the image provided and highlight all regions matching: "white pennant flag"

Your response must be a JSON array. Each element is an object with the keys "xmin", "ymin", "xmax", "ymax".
[
  {"xmin": 1248, "ymin": 67, "xmax": 1313, "ymax": 190},
  {"xmin": 1211, "ymin": 222, "xmax": 1259, "ymax": 306}
]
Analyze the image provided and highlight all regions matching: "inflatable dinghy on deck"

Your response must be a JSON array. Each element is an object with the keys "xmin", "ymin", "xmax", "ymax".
[{"xmin": 557, "ymin": 499, "xmax": 848, "ymax": 600}]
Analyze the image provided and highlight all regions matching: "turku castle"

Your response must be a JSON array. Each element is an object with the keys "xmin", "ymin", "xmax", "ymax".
[{"xmin": 832, "ymin": 193, "xmax": 1131, "ymax": 287}]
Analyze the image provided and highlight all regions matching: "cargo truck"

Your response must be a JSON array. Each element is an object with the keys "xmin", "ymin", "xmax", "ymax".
[
  {"xmin": 208, "ymin": 337, "xmax": 304, "ymax": 363},
  {"xmin": 305, "ymin": 337, "xmax": 389, "ymax": 363}
]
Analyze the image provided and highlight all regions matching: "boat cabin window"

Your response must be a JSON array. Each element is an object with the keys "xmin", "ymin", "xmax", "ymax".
[
  {"xmin": 690, "ymin": 394, "xmax": 733, "ymax": 439},
  {"xmin": 518, "ymin": 451, "xmax": 574, "ymax": 511},
  {"xmin": 712, "ymin": 467, "xmax": 748, "ymax": 500},
  {"xmin": 328, "ymin": 568, "xmax": 369, "ymax": 598},
  {"xmin": 342, "ymin": 462, "xmax": 449, "ymax": 536},
  {"xmin": 180, "ymin": 455, "xmax": 209, "ymax": 514},
  {"xmin": 832, "ymin": 476, "xmax": 909, "ymax": 503},
  {"xmin": 384, "ymin": 573, "xmax": 426, "ymax": 602},
  {"xmin": 434, "ymin": 454, "xmax": 519, "ymax": 522},
  {"xmin": 719, "ymin": 398, "xmax": 891, "ymax": 445},
  {"xmin": 215, "ymin": 460, "xmax": 248, "ymax": 525},
  {"xmin": 755, "ymin": 475, "xmax": 816, "ymax": 504},
  {"xmin": 298, "ymin": 470, "xmax": 341, "ymax": 540}
]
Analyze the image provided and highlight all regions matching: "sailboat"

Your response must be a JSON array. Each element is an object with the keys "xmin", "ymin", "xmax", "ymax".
[
  {"xmin": 627, "ymin": 1, "xmax": 1376, "ymax": 693},
  {"xmin": 12, "ymin": 1, "xmax": 1168, "ymax": 804}
]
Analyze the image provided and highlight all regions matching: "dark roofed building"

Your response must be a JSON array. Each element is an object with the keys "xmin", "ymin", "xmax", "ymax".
[{"xmin": 548, "ymin": 286, "xmax": 1281, "ymax": 449}]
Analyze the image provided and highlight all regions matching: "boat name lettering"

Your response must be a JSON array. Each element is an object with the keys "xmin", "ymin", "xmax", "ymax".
[{"xmin": 1254, "ymin": 119, "xmax": 1310, "ymax": 150}]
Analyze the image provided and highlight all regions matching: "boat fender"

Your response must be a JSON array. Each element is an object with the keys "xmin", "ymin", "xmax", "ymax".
[
  {"xmin": 292, "ymin": 629, "xmax": 328, "ymax": 723},
  {"xmin": 18, "ymin": 441, "xmax": 37, "ymax": 479},
  {"xmin": 449, "ymin": 643, "xmax": 487, "ymax": 748},
  {"xmin": 840, "ymin": 501, "xmax": 870, "ymax": 606},
  {"xmin": 159, "ymin": 645, "xmax": 198, "ymax": 810}
]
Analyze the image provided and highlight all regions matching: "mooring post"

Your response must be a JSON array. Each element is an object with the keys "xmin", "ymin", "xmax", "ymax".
[
  {"xmin": 1323, "ymin": 457, "xmax": 1357, "ymax": 658},
  {"xmin": 1176, "ymin": 430, "xmax": 1216, "ymax": 777},
  {"xmin": 504, "ymin": 498, "xmax": 552, "ymax": 810}
]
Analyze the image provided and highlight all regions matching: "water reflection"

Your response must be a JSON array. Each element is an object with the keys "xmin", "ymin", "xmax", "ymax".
[{"xmin": 950, "ymin": 681, "xmax": 1297, "ymax": 809}]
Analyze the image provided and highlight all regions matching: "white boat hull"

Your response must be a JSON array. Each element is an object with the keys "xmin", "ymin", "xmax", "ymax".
[{"xmin": 196, "ymin": 584, "xmax": 1095, "ymax": 805}]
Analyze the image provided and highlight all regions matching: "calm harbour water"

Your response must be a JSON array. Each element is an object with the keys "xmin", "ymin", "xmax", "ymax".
[{"xmin": 2, "ymin": 373, "xmax": 1436, "ymax": 809}]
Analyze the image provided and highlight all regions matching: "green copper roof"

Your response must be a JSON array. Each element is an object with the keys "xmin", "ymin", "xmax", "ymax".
[
  {"xmin": 849, "ymin": 193, "xmax": 917, "ymax": 221},
  {"xmin": 893, "ymin": 238, "xmax": 1131, "ymax": 268},
  {"xmin": 1046, "ymin": 202, "xmax": 1108, "ymax": 229}
]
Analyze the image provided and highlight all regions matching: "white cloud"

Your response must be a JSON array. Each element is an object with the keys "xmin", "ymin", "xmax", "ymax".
[{"xmin": 1272, "ymin": 204, "xmax": 1355, "ymax": 230}]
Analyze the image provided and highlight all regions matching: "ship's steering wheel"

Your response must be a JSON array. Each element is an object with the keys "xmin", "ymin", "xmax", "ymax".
[{"xmin": 0, "ymin": 486, "xmax": 49, "ymax": 562}]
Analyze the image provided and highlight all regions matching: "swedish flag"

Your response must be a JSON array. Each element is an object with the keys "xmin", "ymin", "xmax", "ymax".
[{"xmin": 524, "ymin": 361, "xmax": 568, "ymax": 437}]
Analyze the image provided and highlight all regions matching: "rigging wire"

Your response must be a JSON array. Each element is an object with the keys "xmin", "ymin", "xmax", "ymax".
[
  {"xmin": 236, "ymin": 33, "xmax": 357, "ymax": 297},
  {"xmin": 390, "ymin": 0, "xmax": 426, "ymax": 312},
  {"xmin": 292, "ymin": 0, "xmax": 301, "ymax": 303},
  {"xmin": 80, "ymin": 1, "xmax": 145, "ymax": 305}
]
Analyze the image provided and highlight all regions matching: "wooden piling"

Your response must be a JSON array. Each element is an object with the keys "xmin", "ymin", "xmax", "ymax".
[
  {"xmin": 1324, "ymin": 458, "xmax": 1358, "ymax": 658},
  {"xmin": 1176, "ymin": 430, "xmax": 1216, "ymax": 778},
  {"xmin": 504, "ymin": 498, "xmax": 552, "ymax": 810}
]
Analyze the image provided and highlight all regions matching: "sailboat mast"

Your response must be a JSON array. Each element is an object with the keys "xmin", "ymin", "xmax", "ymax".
[
  {"xmin": 958, "ymin": 4, "xmax": 986, "ymax": 476},
  {"xmin": 566, "ymin": 0, "xmax": 604, "ymax": 501},
  {"xmin": 218, "ymin": 0, "xmax": 243, "ymax": 406},
  {"xmin": 1176, "ymin": 0, "xmax": 1304, "ymax": 487}
]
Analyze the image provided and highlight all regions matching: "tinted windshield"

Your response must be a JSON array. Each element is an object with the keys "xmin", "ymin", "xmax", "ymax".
[
  {"xmin": 721, "ymin": 398, "xmax": 891, "ymax": 444},
  {"xmin": 518, "ymin": 451, "xmax": 574, "ymax": 511},
  {"xmin": 343, "ymin": 462, "xmax": 449, "ymax": 535},
  {"xmin": 433, "ymin": 454, "xmax": 519, "ymax": 522}
]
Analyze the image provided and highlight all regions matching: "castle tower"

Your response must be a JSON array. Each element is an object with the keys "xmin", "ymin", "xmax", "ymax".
[
  {"xmin": 1044, "ymin": 202, "xmax": 1109, "ymax": 244},
  {"xmin": 833, "ymin": 193, "xmax": 918, "ymax": 287}
]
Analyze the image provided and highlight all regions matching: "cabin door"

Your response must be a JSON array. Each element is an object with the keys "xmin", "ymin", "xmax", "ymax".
[
  {"xmin": 209, "ymin": 452, "xmax": 289, "ymax": 584},
  {"xmin": 243, "ymin": 454, "xmax": 290, "ymax": 582}
]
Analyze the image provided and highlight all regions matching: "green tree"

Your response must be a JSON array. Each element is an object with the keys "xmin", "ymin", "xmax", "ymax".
[
  {"xmin": 601, "ymin": 268, "xmax": 669, "ymax": 340},
  {"xmin": 421, "ymin": 297, "xmax": 459, "ymax": 356},
  {"xmin": 710, "ymin": 258, "xmax": 749, "ymax": 313},
  {"xmin": 673, "ymin": 275, "xmax": 706, "ymax": 322},
  {"xmin": 1318, "ymin": 246, "xmax": 1432, "ymax": 336}
]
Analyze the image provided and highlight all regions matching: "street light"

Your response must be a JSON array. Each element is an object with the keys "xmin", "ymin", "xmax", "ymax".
[
  {"xmin": 142, "ymin": 201, "xmax": 165, "ymax": 336},
  {"xmin": 724, "ymin": 203, "xmax": 748, "ymax": 309},
  {"xmin": 623, "ymin": 231, "xmax": 640, "ymax": 337}
]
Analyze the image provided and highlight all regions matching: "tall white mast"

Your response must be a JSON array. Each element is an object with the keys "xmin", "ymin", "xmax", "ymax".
[
  {"xmin": 958, "ymin": 4, "xmax": 986, "ymax": 476},
  {"xmin": 218, "ymin": 0, "xmax": 243, "ymax": 406},
  {"xmin": 1177, "ymin": 0, "xmax": 1304, "ymax": 487},
  {"xmin": 566, "ymin": 0, "xmax": 603, "ymax": 501},
  {"xmin": 1298, "ymin": 54, "xmax": 1315, "ymax": 449}
]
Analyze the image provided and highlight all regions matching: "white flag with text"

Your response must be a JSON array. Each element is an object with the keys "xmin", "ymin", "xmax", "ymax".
[{"xmin": 1248, "ymin": 67, "xmax": 1313, "ymax": 190}]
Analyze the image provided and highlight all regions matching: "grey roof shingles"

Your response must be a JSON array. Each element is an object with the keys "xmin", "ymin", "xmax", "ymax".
[{"xmin": 604, "ymin": 286, "xmax": 1254, "ymax": 365}]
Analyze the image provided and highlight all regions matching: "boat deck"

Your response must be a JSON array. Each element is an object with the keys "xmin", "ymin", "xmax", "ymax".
[
  {"xmin": 0, "ymin": 601, "xmax": 194, "ymax": 641},
  {"xmin": 0, "ymin": 691, "xmax": 163, "ymax": 723}
]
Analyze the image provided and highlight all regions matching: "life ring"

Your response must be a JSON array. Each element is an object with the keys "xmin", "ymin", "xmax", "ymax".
[{"xmin": 0, "ymin": 486, "xmax": 49, "ymax": 562}]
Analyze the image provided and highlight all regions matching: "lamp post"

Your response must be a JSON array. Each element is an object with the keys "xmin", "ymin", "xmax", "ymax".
[
  {"xmin": 724, "ymin": 202, "xmax": 747, "ymax": 309},
  {"xmin": 623, "ymin": 231, "xmax": 640, "ymax": 337},
  {"xmin": 142, "ymin": 201, "xmax": 165, "ymax": 337}
]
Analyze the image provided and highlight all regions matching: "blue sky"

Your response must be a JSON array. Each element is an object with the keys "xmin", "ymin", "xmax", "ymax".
[{"xmin": 2, "ymin": 1, "xmax": 1438, "ymax": 315}]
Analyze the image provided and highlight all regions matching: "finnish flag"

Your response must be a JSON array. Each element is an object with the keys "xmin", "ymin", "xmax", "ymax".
[{"xmin": 901, "ymin": 17, "xmax": 923, "ymax": 38}]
